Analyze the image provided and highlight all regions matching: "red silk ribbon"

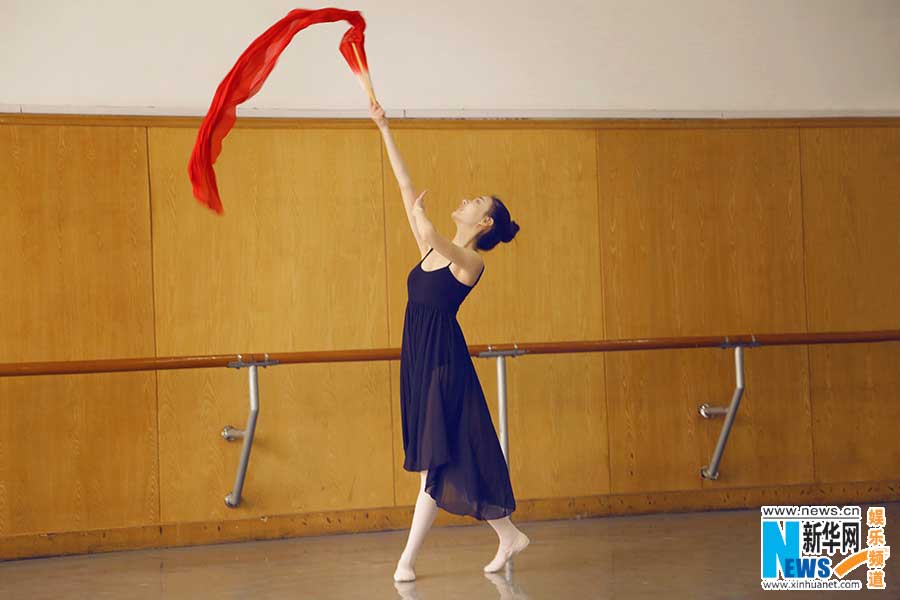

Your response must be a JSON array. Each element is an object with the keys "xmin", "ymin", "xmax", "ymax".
[{"xmin": 189, "ymin": 8, "xmax": 372, "ymax": 214}]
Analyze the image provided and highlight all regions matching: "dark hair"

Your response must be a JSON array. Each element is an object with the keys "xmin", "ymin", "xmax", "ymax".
[{"xmin": 476, "ymin": 195, "xmax": 520, "ymax": 251}]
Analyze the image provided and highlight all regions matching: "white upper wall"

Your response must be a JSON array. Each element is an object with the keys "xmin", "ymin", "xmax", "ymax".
[{"xmin": 2, "ymin": 0, "xmax": 899, "ymax": 118}]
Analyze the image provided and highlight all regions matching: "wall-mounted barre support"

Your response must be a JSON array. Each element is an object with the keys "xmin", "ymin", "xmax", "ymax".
[
  {"xmin": 222, "ymin": 354, "xmax": 279, "ymax": 508},
  {"xmin": 477, "ymin": 343, "xmax": 526, "ymax": 574},
  {"xmin": 477, "ymin": 344, "xmax": 526, "ymax": 467},
  {"xmin": 699, "ymin": 337, "xmax": 757, "ymax": 480}
]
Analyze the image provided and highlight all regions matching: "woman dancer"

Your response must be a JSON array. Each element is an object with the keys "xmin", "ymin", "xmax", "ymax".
[{"xmin": 369, "ymin": 102, "xmax": 529, "ymax": 582}]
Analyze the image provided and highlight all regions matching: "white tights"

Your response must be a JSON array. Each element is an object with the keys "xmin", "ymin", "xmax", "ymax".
[
  {"xmin": 394, "ymin": 469, "xmax": 527, "ymax": 581},
  {"xmin": 395, "ymin": 470, "xmax": 439, "ymax": 578}
]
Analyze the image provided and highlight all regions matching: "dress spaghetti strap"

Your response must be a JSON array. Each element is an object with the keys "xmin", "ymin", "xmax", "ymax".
[{"xmin": 473, "ymin": 264, "xmax": 485, "ymax": 285}]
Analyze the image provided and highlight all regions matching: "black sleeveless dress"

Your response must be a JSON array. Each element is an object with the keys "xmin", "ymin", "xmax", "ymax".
[{"xmin": 400, "ymin": 247, "xmax": 516, "ymax": 521}]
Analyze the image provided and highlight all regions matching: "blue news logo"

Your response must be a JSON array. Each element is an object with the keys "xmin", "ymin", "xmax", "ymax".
[{"xmin": 762, "ymin": 519, "xmax": 843, "ymax": 578}]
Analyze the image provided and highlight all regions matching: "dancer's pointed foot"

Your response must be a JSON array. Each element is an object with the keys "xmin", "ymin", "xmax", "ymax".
[
  {"xmin": 394, "ymin": 556, "xmax": 416, "ymax": 582},
  {"xmin": 484, "ymin": 530, "xmax": 530, "ymax": 573}
]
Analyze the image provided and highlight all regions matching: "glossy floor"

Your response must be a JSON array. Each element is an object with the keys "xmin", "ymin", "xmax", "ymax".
[{"xmin": 2, "ymin": 502, "xmax": 897, "ymax": 599}]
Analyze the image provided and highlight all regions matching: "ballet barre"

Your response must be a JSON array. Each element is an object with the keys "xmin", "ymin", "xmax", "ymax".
[{"xmin": 1, "ymin": 329, "xmax": 898, "ymax": 507}]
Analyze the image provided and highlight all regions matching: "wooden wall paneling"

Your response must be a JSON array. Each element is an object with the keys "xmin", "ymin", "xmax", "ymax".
[
  {"xmin": 155, "ymin": 363, "xmax": 394, "ymax": 522},
  {"xmin": 3, "ymin": 117, "xmax": 900, "ymax": 553},
  {"xmin": 0, "ymin": 373, "xmax": 158, "ymax": 536},
  {"xmin": 494, "ymin": 354, "xmax": 609, "ymax": 500},
  {"xmin": 0, "ymin": 124, "xmax": 158, "ymax": 535},
  {"xmin": 800, "ymin": 127, "xmax": 900, "ymax": 482},
  {"xmin": 598, "ymin": 128, "xmax": 813, "ymax": 493},
  {"xmin": 147, "ymin": 126, "xmax": 395, "ymax": 521},
  {"xmin": 0, "ymin": 125, "xmax": 154, "ymax": 362}
]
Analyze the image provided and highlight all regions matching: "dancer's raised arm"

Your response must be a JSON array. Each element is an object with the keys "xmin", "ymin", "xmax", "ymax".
[{"xmin": 370, "ymin": 101, "xmax": 429, "ymax": 256}]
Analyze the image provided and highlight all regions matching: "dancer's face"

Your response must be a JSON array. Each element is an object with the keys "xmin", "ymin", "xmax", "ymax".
[{"xmin": 452, "ymin": 195, "xmax": 494, "ymax": 232}]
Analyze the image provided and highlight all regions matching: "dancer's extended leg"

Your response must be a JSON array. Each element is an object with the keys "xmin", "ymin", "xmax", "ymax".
[
  {"xmin": 394, "ymin": 470, "xmax": 438, "ymax": 582},
  {"xmin": 484, "ymin": 516, "xmax": 530, "ymax": 572}
]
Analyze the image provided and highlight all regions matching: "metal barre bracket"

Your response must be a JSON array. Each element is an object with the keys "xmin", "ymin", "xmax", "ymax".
[
  {"xmin": 478, "ymin": 343, "xmax": 526, "ymax": 358},
  {"xmin": 699, "ymin": 345, "xmax": 747, "ymax": 480},
  {"xmin": 221, "ymin": 355, "xmax": 278, "ymax": 508},
  {"xmin": 718, "ymin": 335, "xmax": 760, "ymax": 349},
  {"xmin": 227, "ymin": 353, "xmax": 280, "ymax": 369},
  {"xmin": 221, "ymin": 425, "xmax": 245, "ymax": 441},
  {"xmin": 698, "ymin": 404, "xmax": 729, "ymax": 418}
]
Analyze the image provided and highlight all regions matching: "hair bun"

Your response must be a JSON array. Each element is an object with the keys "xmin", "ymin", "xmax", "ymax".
[{"xmin": 502, "ymin": 220, "xmax": 520, "ymax": 243}]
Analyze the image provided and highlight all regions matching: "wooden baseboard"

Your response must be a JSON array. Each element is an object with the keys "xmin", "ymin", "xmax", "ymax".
[{"xmin": 4, "ymin": 480, "xmax": 898, "ymax": 561}]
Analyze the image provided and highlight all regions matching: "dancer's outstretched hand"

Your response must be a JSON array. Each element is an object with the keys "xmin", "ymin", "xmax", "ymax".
[{"xmin": 369, "ymin": 100, "xmax": 388, "ymax": 129}]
